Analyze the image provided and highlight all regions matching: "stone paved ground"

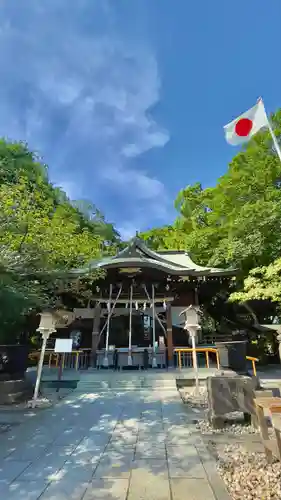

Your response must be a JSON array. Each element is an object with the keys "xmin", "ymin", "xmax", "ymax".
[{"xmin": 0, "ymin": 386, "xmax": 230, "ymax": 500}]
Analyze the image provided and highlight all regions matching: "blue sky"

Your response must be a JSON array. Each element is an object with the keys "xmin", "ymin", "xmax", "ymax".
[{"xmin": 0, "ymin": 1, "xmax": 280, "ymax": 239}]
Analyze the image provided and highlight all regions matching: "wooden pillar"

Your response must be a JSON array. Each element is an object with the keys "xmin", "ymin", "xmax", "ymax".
[
  {"xmin": 91, "ymin": 302, "xmax": 101, "ymax": 367},
  {"xmin": 166, "ymin": 303, "xmax": 174, "ymax": 367},
  {"xmin": 194, "ymin": 286, "xmax": 202, "ymax": 343}
]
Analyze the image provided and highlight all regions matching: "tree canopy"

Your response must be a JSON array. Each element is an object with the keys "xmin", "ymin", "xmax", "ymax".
[
  {"xmin": 0, "ymin": 139, "xmax": 120, "ymax": 340},
  {"xmin": 142, "ymin": 110, "xmax": 281, "ymax": 271},
  {"xmin": 140, "ymin": 109, "xmax": 281, "ymax": 324}
]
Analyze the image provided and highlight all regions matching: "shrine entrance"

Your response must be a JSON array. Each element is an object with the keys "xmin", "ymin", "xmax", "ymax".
[{"xmin": 66, "ymin": 236, "xmax": 236, "ymax": 369}]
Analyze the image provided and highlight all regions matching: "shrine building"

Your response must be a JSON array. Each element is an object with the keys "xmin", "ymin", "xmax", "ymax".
[{"xmin": 55, "ymin": 236, "xmax": 236, "ymax": 368}]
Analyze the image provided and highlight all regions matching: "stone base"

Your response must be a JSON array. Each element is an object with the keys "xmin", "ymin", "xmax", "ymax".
[
  {"xmin": 0, "ymin": 378, "xmax": 33, "ymax": 405},
  {"xmin": 27, "ymin": 398, "xmax": 52, "ymax": 409}
]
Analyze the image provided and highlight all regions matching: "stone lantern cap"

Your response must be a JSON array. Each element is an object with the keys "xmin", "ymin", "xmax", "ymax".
[
  {"xmin": 179, "ymin": 305, "xmax": 201, "ymax": 327},
  {"xmin": 36, "ymin": 311, "xmax": 57, "ymax": 334}
]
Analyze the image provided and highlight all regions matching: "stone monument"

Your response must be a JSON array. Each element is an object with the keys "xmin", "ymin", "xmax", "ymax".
[{"xmin": 206, "ymin": 375, "xmax": 260, "ymax": 428}]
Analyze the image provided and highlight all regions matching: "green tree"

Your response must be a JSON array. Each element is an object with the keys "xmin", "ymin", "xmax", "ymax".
[
  {"xmin": 174, "ymin": 109, "xmax": 281, "ymax": 274},
  {"xmin": 230, "ymin": 258, "xmax": 281, "ymax": 304},
  {"xmin": 0, "ymin": 139, "xmax": 118, "ymax": 341}
]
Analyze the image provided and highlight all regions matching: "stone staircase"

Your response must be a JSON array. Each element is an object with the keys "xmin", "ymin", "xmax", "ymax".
[{"xmin": 75, "ymin": 372, "xmax": 178, "ymax": 392}]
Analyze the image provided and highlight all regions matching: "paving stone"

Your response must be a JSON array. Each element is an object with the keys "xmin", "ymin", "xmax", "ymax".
[
  {"xmin": 114, "ymin": 420, "xmax": 139, "ymax": 433},
  {"xmin": 70, "ymin": 446, "xmax": 105, "ymax": 464},
  {"xmin": 166, "ymin": 435, "xmax": 202, "ymax": 446},
  {"xmin": 93, "ymin": 455, "xmax": 133, "ymax": 478},
  {"xmin": 138, "ymin": 432, "xmax": 166, "ymax": 444},
  {"xmin": 0, "ymin": 480, "xmax": 48, "ymax": 500},
  {"xmin": 5, "ymin": 442, "xmax": 50, "ymax": 461},
  {"xmin": 45, "ymin": 444, "xmax": 78, "ymax": 456},
  {"xmin": 103, "ymin": 447, "xmax": 135, "ymax": 461},
  {"xmin": 83, "ymin": 478, "xmax": 129, "ymax": 500},
  {"xmin": 40, "ymin": 480, "xmax": 88, "ymax": 500},
  {"xmin": 17, "ymin": 455, "xmax": 67, "ymax": 482},
  {"xmin": 195, "ymin": 443, "xmax": 231, "ymax": 500},
  {"xmin": 51, "ymin": 459, "xmax": 97, "ymax": 482},
  {"xmin": 0, "ymin": 459, "xmax": 31, "ymax": 482},
  {"xmin": 138, "ymin": 422, "xmax": 164, "ymax": 433},
  {"xmin": 170, "ymin": 478, "xmax": 216, "ymax": 500},
  {"xmin": 52, "ymin": 432, "xmax": 85, "ymax": 447},
  {"xmin": 72, "ymin": 437, "xmax": 108, "ymax": 455},
  {"xmin": 110, "ymin": 432, "xmax": 138, "ymax": 445},
  {"xmin": 135, "ymin": 442, "xmax": 166, "ymax": 459},
  {"xmin": 168, "ymin": 456, "xmax": 207, "ymax": 479},
  {"xmin": 105, "ymin": 443, "xmax": 136, "ymax": 453},
  {"xmin": 128, "ymin": 468, "xmax": 171, "ymax": 500},
  {"xmin": 132, "ymin": 459, "xmax": 168, "ymax": 477}
]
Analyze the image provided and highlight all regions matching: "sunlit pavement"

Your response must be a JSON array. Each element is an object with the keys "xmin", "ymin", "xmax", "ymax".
[{"xmin": 0, "ymin": 384, "xmax": 230, "ymax": 499}]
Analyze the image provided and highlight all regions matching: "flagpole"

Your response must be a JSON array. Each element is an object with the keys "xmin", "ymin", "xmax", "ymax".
[
  {"xmin": 259, "ymin": 97, "xmax": 281, "ymax": 163},
  {"xmin": 267, "ymin": 120, "xmax": 281, "ymax": 163}
]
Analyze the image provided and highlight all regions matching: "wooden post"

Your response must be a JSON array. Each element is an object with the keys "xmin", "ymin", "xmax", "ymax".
[
  {"xmin": 166, "ymin": 304, "xmax": 174, "ymax": 367},
  {"xmin": 128, "ymin": 283, "xmax": 133, "ymax": 366},
  {"xmin": 56, "ymin": 353, "xmax": 63, "ymax": 393},
  {"xmin": 91, "ymin": 302, "xmax": 101, "ymax": 367},
  {"xmin": 205, "ymin": 351, "xmax": 209, "ymax": 368}
]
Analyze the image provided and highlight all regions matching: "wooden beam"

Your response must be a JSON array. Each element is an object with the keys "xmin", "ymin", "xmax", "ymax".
[{"xmin": 88, "ymin": 296, "xmax": 175, "ymax": 303}]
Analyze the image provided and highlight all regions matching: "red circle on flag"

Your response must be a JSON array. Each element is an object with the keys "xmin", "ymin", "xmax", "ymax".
[{"xmin": 235, "ymin": 118, "xmax": 253, "ymax": 137}]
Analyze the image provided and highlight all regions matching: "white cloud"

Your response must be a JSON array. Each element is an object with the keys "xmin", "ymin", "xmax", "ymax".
[
  {"xmin": 116, "ymin": 223, "xmax": 137, "ymax": 242},
  {"xmin": 0, "ymin": 1, "xmax": 171, "ymax": 231}
]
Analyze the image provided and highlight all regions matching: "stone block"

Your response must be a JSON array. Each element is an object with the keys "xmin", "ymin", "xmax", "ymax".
[
  {"xmin": 0, "ymin": 378, "xmax": 33, "ymax": 404},
  {"xmin": 206, "ymin": 375, "xmax": 257, "ymax": 426}
]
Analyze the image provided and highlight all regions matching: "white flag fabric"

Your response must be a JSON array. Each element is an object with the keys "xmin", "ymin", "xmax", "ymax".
[{"xmin": 224, "ymin": 99, "xmax": 268, "ymax": 145}]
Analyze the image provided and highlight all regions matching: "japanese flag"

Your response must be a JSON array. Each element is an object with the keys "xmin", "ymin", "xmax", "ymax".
[{"xmin": 224, "ymin": 99, "xmax": 268, "ymax": 145}]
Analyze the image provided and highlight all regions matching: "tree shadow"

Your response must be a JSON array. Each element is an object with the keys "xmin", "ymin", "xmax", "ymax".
[{"xmin": 0, "ymin": 377, "xmax": 214, "ymax": 499}]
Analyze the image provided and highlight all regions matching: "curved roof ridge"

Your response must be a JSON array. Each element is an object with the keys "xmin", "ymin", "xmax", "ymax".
[{"xmin": 68, "ymin": 235, "xmax": 237, "ymax": 277}]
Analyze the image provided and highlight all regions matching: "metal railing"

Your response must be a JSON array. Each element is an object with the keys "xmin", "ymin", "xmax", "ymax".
[
  {"xmin": 28, "ymin": 349, "xmax": 91, "ymax": 370},
  {"xmin": 29, "ymin": 347, "xmax": 259, "ymax": 375},
  {"xmin": 174, "ymin": 347, "xmax": 220, "ymax": 370},
  {"xmin": 174, "ymin": 348, "xmax": 259, "ymax": 375},
  {"xmin": 246, "ymin": 356, "xmax": 259, "ymax": 376}
]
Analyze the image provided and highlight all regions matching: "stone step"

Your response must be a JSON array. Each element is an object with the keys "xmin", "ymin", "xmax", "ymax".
[{"xmin": 77, "ymin": 381, "xmax": 176, "ymax": 388}]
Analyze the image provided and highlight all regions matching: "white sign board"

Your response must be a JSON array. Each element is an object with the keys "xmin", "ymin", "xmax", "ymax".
[{"xmin": 55, "ymin": 338, "xmax": 73, "ymax": 353}]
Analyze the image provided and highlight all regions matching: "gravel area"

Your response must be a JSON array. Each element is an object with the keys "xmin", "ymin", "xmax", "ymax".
[
  {"xmin": 181, "ymin": 386, "xmax": 281, "ymax": 499},
  {"xmin": 216, "ymin": 444, "xmax": 281, "ymax": 500}
]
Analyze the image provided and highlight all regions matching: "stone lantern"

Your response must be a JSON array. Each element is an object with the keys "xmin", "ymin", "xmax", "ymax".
[
  {"xmin": 180, "ymin": 305, "xmax": 201, "ymax": 395},
  {"xmin": 29, "ymin": 311, "xmax": 57, "ymax": 408}
]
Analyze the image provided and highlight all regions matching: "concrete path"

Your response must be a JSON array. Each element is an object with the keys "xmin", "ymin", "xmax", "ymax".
[{"xmin": 0, "ymin": 387, "xmax": 230, "ymax": 500}]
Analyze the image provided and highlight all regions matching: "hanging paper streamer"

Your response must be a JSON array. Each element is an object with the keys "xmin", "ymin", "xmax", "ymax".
[
  {"xmin": 135, "ymin": 301, "xmax": 138, "ymax": 310},
  {"xmin": 125, "ymin": 303, "xmax": 128, "ymax": 308},
  {"xmin": 107, "ymin": 301, "xmax": 110, "ymax": 312},
  {"xmin": 163, "ymin": 300, "xmax": 167, "ymax": 311},
  {"xmin": 143, "ymin": 302, "xmax": 146, "ymax": 311}
]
